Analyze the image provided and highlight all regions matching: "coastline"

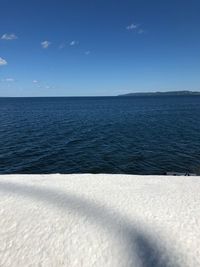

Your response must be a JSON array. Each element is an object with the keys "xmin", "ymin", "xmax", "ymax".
[{"xmin": 0, "ymin": 174, "xmax": 199, "ymax": 266}]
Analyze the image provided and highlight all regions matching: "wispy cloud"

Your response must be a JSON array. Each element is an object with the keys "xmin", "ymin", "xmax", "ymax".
[
  {"xmin": 126, "ymin": 23, "xmax": 145, "ymax": 34},
  {"xmin": 0, "ymin": 57, "xmax": 7, "ymax": 66},
  {"xmin": 85, "ymin": 51, "xmax": 91, "ymax": 55},
  {"xmin": 41, "ymin": 41, "xmax": 51, "ymax": 49},
  {"xmin": 1, "ymin": 33, "xmax": 18, "ymax": 40},
  {"xmin": 70, "ymin": 40, "xmax": 79, "ymax": 46},
  {"xmin": 32, "ymin": 80, "xmax": 51, "ymax": 90},
  {"xmin": 138, "ymin": 29, "xmax": 145, "ymax": 34},
  {"xmin": 58, "ymin": 43, "xmax": 66, "ymax": 49},
  {"xmin": 1, "ymin": 78, "xmax": 15, "ymax": 82},
  {"xmin": 126, "ymin": 24, "xmax": 138, "ymax": 30}
]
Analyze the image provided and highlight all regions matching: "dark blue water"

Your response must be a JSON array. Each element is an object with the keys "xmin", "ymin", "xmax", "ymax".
[{"xmin": 0, "ymin": 96, "xmax": 200, "ymax": 174}]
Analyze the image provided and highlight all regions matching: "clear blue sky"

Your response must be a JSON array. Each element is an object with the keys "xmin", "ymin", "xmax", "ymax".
[{"xmin": 0, "ymin": 0, "xmax": 200, "ymax": 96}]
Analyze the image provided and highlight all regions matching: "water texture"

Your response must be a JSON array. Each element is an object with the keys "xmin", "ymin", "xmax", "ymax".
[{"xmin": 0, "ymin": 96, "xmax": 200, "ymax": 174}]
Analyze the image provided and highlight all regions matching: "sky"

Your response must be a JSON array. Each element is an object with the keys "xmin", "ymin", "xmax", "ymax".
[{"xmin": 0, "ymin": 0, "xmax": 200, "ymax": 97}]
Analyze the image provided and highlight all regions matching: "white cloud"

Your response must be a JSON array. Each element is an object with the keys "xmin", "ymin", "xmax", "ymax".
[
  {"xmin": 33, "ymin": 80, "xmax": 38, "ymax": 83},
  {"xmin": 126, "ymin": 24, "xmax": 138, "ymax": 30},
  {"xmin": 0, "ymin": 57, "xmax": 7, "ymax": 66},
  {"xmin": 1, "ymin": 33, "xmax": 18, "ymax": 40},
  {"xmin": 70, "ymin": 40, "xmax": 79, "ymax": 46},
  {"xmin": 41, "ymin": 41, "xmax": 51, "ymax": 49},
  {"xmin": 85, "ymin": 51, "xmax": 91, "ymax": 55}
]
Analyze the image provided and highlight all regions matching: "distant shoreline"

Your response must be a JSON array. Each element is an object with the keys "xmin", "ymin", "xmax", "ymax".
[
  {"xmin": 118, "ymin": 90, "xmax": 200, "ymax": 97},
  {"xmin": 1, "ymin": 91, "xmax": 200, "ymax": 98}
]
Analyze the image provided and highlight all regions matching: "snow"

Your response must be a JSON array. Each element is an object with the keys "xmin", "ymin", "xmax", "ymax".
[{"xmin": 0, "ymin": 174, "xmax": 200, "ymax": 267}]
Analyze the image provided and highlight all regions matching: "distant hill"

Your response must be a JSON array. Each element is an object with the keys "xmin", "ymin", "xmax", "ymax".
[{"xmin": 118, "ymin": 90, "xmax": 200, "ymax": 97}]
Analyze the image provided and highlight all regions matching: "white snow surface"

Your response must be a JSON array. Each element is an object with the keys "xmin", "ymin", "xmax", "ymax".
[{"xmin": 0, "ymin": 174, "xmax": 200, "ymax": 267}]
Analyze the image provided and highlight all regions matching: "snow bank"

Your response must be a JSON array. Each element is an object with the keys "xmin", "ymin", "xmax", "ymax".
[{"xmin": 0, "ymin": 174, "xmax": 200, "ymax": 267}]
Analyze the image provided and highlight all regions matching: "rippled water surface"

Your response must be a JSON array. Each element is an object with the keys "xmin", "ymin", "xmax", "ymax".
[{"xmin": 0, "ymin": 96, "xmax": 200, "ymax": 174}]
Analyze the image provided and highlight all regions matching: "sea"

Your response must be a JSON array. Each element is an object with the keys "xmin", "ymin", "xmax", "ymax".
[{"xmin": 0, "ymin": 96, "xmax": 200, "ymax": 175}]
